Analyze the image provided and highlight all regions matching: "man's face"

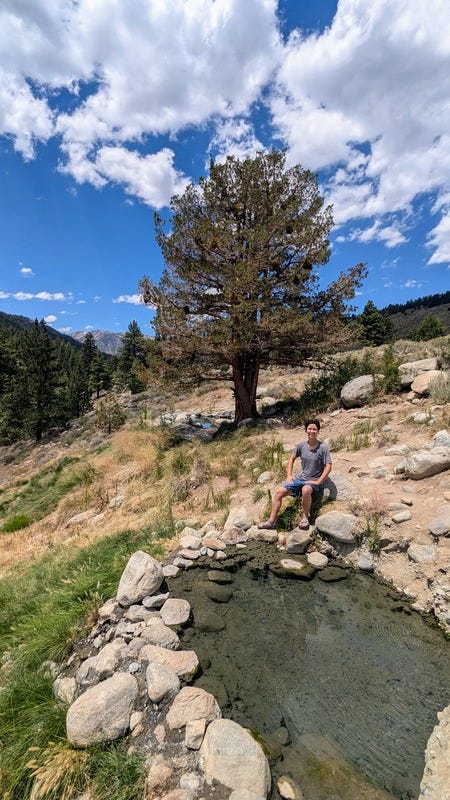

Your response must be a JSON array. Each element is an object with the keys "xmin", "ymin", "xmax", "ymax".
[{"xmin": 306, "ymin": 424, "xmax": 319, "ymax": 438}]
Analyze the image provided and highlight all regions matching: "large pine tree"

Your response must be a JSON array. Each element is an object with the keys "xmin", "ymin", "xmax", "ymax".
[{"xmin": 141, "ymin": 150, "xmax": 366, "ymax": 422}]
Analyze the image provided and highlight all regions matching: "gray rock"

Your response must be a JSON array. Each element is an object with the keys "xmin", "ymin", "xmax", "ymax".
[
  {"xmin": 318, "ymin": 567, "xmax": 348, "ymax": 582},
  {"xmin": 221, "ymin": 526, "xmax": 249, "ymax": 545},
  {"xmin": 146, "ymin": 662, "xmax": 180, "ymax": 702},
  {"xmin": 277, "ymin": 775, "xmax": 304, "ymax": 800},
  {"xmin": 322, "ymin": 472, "xmax": 358, "ymax": 501},
  {"xmin": 179, "ymin": 534, "xmax": 202, "ymax": 550},
  {"xmin": 194, "ymin": 609, "xmax": 225, "ymax": 632},
  {"xmin": 200, "ymin": 718, "xmax": 271, "ymax": 797},
  {"xmin": 285, "ymin": 529, "xmax": 312, "ymax": 554},
  {"xmin": 340, "ymin": 375, "xmax": 380, "ymax": 408},
  {"xmin": 139, "ymin": 644, "xmax": 199, "ymax": 678},
  {"xmin": 419, "ymin": 704, "xmax": 450, "ymax": 800},
  {"xmin": 407, "ymin": 544, "xmax": 437, "ymax": 564},
  {"xmin": 358, "ymin": 553, "xmax": 375, "ymax": 572},
  {"xmin": 200, "ymin": 582, "xmax": 233, "ymax": 603},
  {"xmin": 166, "ymin": 686, "xmax": 221, "ymax": 730},
  {"xmin": 399, "ymin": 357, "xmax": 438, "ymax": 387},
  {"xmin": 178, "ymin": 548, "xmax": 201, "ymax": 560},
  {"xmin": 53, "ymin": 675, "xmax": 77, "ymax": 705},
  {"xmin": 160, "ymin": 598, "xmax": 191, "ymax": 626},
  {"xmin": 136, "ymin": 619, "xmax": 180, "ymax": 650},
  {"xmin": 143, "ymin": 591, "xmax": 170, "ymax": 609},
  {"xmin": 124, "ymin": 605, "xmax": 158, "ymax": 622},
  {"xmin": 116, "ymin": 551, "xmax": 164, "ymax": 607},
  {"xmin": 400, "ymin": 447, "xmax": 450, "ymax": 479},
  {"xmin": 224, "ymin": 506, "xmax": 254, "ymax": 530},
  {"xmin": 163, "ymin": 564, "xmax": 179, "ymax": 578},
  {"xmin": 392, "ymin": 510, "xmax": 412, "ymax": 523},
  {"xmin": 207, "ymin": 570, "xmax": 234, "ymax": 584},
  {"xmin": 307, "ymin": 552, "xmax": 328, "ymax": 569},
  {"xmin": 434, "ymin": 430, "xmax": 450, "ymax": 447},
  {"xmin": 411, "ymin": 370, "xmax": 443, "ymax": 395},
  {"xmin": 278, "ymin": 558, "xmax": 314, "ymax": 579},
  {"xmin": 315, "ymin": 511, "xmax": 358, "ymax": 543},
  {"xmin": 185, "ymin": 718, "xmax": 207, "ymax": 750},
  {"xmin": 66, "ymin": 509, "xmax": 94, "ymax": 527},
  {"xmin": 66, "ymin": 673, "xmax": 138, "ymax": 746},
  {"xmin": 429, "ymin": 514, "xmax": 450, "ymax": 536}
]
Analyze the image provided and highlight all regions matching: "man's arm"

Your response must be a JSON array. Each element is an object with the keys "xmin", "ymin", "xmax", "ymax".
[
  {"xmin": 286, "ymin": 452, "xmax": 298, "ymax": 482},
  {"xmin": 309, "ymin": 462, "xmax": 331, "ymax": 485}
]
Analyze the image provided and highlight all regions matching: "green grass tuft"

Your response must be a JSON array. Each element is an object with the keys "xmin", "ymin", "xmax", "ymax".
[
  {"xmin": 2, "ymin": 513, "xmax": 32, "ymax": 532},
  {"xmin": 0, "ymin": 525, "xmax": 169, "ymax": 800}
]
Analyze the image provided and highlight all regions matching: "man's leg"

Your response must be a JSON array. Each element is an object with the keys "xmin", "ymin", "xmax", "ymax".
[
  {"xmin": 269, "ymin": 485, "xmax": 291, "ymax": 523},
  {"xmin": 259, "ymin": 486, "xmax": 291, "ymax": 527},
  {"xmin": 300, "ymin": 484, "xmax": 314, "ymax": 520}
]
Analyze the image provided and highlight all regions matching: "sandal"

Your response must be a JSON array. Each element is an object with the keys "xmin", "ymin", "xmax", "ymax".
[
  {"xmin": 298, "ymin": 517, "xmax": 310, "ymax": 530},
  {"xmin": 257, "ymin": 521, "xmax": 276, "ymax": 530}
]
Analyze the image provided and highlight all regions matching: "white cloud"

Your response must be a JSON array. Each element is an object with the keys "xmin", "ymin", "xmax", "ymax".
[
  {"xmin": 338, "ymin": 220, "xmax": 407, "ymax": 249},
  {"xmin": 58, "ymin": 326, "xmax": 72, "ymax": 333},
  {"xmin": 20, "ymin": 265, "xmax": 34, "ymax": 277},
  {"xmin": 271, "ymin": 0, "xmax": 450, "ymax": 261},
  {"xmin": 0, "ymin": 0, "xmax": 280, "ymax": 206},
  {"xmin": 113, "ymin": 293, "xmax": 143, "ymax": 305},
  {"xmin": 426, "ymin": 208, "xmax": 450, "ymax": 266},
  {"xmin": 44, "ymin": 314, "xmax": 57, "ymax": 323},
  {"xmin": 76, "ymin": 299, "xmax": 86, "ymax": 304},
  {"xmin": 208, "ymin": 119, "xmax": 265, "ymax": 164},
  {"xmin": 0, "ymin": 290, "xmax": 70, "ymax": 301},
  {"xmin": 403, "ymin": 279, "xmax": 426, "ymax": 289}
]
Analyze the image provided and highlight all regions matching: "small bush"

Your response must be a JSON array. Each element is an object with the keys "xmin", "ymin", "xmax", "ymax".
[
  {"xmin": 3, "ymin": 513, "xmax": 32, "ymax": 532},
  {"xmin": 429, "ymin": 372, "xmax": 450, "ymax": 403}
]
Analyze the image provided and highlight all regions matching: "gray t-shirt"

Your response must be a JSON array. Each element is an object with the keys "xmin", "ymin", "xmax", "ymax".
[{"xmin": 294, "ymin": 441, "xmax": 332, "ymax": 481}]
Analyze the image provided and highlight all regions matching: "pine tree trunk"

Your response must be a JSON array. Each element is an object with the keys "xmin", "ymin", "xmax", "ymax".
[{"xmin": 232, "ymin": 352, "xmax": 260, "ymax": 423}]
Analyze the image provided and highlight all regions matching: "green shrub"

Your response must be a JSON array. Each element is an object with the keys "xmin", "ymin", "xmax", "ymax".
[
  {"xmin": 3, "ymin": 513, "xmax": 32, "ymax": 532},
  {"xmin": 412, "ymin": 313, "xmax": 446, "ymax": 341},
  {"xmin": 429, "ymin": 372, "xmax": 450, "ymax": 403}
]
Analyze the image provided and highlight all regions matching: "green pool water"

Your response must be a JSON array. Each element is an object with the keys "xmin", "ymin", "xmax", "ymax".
[{"xmin": 169, "ymin": 543, "xmax": 450, "ymax": 800}]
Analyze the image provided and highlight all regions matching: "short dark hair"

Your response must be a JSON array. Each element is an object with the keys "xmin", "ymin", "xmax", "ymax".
[{"xmin": 304, "ymin": 418, "xmax": 321, "ymax": 431}]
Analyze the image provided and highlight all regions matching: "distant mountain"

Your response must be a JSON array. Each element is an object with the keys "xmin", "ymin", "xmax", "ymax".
[
  {"xmin": 382, "ymin": 291, "xmax": 450, "ymax": 339},
  {"xmin": 0, "ymin": 310, "xmax": 82, "ymax": 348},
  {"xmin": 71, "ymin": 329, "xmax": 124, "ymax": 355}
]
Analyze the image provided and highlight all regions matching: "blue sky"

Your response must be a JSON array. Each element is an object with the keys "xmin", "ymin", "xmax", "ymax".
[{"xmin": 1, "ymin": 0, "xmax": 449, "ymax": 337}]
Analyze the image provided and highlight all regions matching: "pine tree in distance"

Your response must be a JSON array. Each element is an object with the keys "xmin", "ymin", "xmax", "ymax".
[{"xmin": 140, "ymin": 150, "xmax": 366, "ymax": 422}]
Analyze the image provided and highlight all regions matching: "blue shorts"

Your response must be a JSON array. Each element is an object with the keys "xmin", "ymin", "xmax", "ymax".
[{"xmin": 282, "ymin": 478, "xmax": 322, "ymax": 497}]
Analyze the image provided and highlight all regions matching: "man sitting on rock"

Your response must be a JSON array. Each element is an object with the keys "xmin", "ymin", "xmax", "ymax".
[{"xmin": 258, "ymin": 418, "xmax": 332, "ymax": 531}]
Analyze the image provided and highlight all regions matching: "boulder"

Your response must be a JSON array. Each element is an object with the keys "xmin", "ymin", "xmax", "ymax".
[
  {"xmin": 166, "ymin": 686, "xmax": 221, "ymax": 730},
  {"xmin": 224, "ymin": 506, "xmax": 254, "ymax": 530},
  {"xmin": 398, "ymin": 447, "xmax": 450, "ymax": 479},
  {"xmin": 285, "ymin": 529, "xmax": 312, "ymax": 554},
  {"xmin": 399, "ymin": 357, "xmax": 438, "ymax": 387},
  {"xmin": 221, "ymin": 526, "xmax": 249, "ymax": 545},
  {"xmin": 66, "ymin": 673, "xmax": 138, "ymax": 746},
  {"xmin": 411, "ymin": 370, "xmax": 443, "ymax": 396},
  {"xmin": 340, "ymin": 375, "xmax": 381, "ymax": 408},
  {"xmin": 116, "ymin": 551, "xmax": 164, "ymax": 607},
  {"xmin": 315, "ymin": 511, "xmax": 358, "ymax": 543},
  {"xmin": 322, "ymin": 472, "xmax": 359, "ymax": 501},
  {"xmin": 200, "ymin": 718, "xmax": 271, "ymax": 797}
]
